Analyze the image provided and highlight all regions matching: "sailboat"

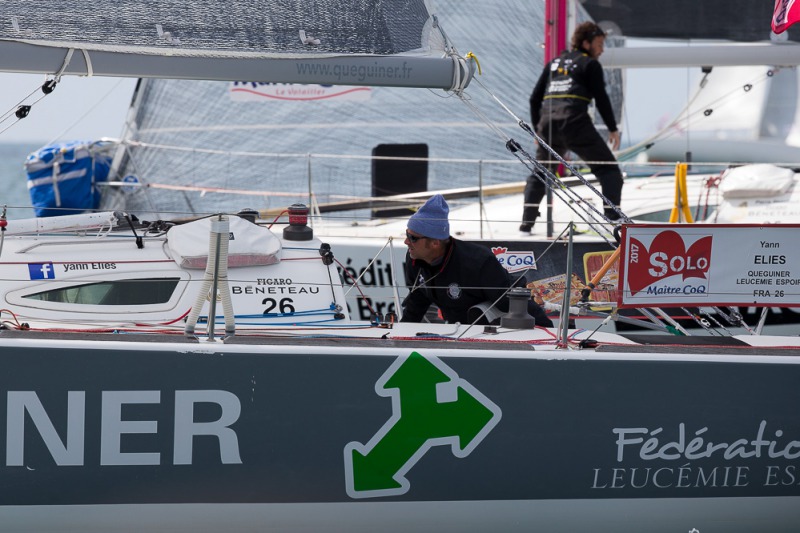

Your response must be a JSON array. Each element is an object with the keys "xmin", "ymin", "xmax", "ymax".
[{"xmin": 1, "ymin": 1, "xmax": 800, "ymax": 531}]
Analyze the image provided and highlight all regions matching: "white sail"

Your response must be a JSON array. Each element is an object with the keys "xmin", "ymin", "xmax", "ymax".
[
  {"xmin": 0, "ymin": 0, "xmax": 472, "ymax": 90},
  {"xmin": 100, "ymin": 0, "xmax": 545, "ymax": 220}
]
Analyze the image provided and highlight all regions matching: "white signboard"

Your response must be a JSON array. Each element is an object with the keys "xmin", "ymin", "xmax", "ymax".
[
  {"xmin": 229, "ymin": 82, "xmax": 371, "ymax": 102},
  {"xmin": 491, "ymin": 246, "xmax": 537, "ymax": 274},
  {"xmin": 618, "ymin": 224, "xmax": 800, "ymax": 308}
]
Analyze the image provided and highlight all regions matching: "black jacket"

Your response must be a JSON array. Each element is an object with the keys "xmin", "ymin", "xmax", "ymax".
[
  {"xmin": 401, "ymin": 238, "xmax": 552, "ymax": 327},
  {"xmin": 530, "ymin": 49, "xmax": 617, "ymax": 133}
]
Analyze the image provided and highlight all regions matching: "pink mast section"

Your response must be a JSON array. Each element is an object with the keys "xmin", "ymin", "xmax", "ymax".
[{"xmin": 544, "ymin": 0, "xmax": 568, "ymax": 62}]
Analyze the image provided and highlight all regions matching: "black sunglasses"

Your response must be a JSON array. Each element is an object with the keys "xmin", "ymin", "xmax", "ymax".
[{"xmin": 405, "ymin": 232, "xmax": 428, "ymax": 243}]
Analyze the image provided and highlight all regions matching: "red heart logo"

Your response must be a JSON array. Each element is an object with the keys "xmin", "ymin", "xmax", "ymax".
[{"xmin": 627, "ymin": 231, "xmax": 712, "ymax": 295}]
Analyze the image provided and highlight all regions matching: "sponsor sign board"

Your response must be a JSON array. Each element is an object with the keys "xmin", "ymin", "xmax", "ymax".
[
  {"xmin": 229, "ymin": 82, "xmax": 371, "ymax": 102},
  {"xmin": 619, "ymin": 224, "xmax": 800, "ymax": 308},
  {"xmin": 1, "ymin": 344, "xmax": 800, "ymax": 508}
]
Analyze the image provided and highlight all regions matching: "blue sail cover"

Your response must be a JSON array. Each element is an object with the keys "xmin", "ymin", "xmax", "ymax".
[{"xmin": 25, "ymin": 140, "xmax": 115, "ymax": 217}]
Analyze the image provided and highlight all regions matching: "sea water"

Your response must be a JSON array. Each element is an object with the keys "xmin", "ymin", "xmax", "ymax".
[{"xmin": 0, "ymin": 141, "xmax": 47, "ymax": 219}]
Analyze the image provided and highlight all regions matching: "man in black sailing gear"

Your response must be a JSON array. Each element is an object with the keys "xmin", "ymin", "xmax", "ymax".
[
  {"xmin": 401, "ymin": 194, "xmax": 552, "ymax": 327},
  {"xmin": 520, "ymin": 21, "xmax": 624, "ymax": 233}
]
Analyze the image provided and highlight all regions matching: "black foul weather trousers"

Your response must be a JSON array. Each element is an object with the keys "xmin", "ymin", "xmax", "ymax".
[{"xmin": 522, "ymin": 114, "xmax": 623, "ymax": 225}]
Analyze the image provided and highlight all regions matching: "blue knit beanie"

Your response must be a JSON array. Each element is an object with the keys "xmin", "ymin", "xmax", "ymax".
[{"xmin": 407, "ymin": 194, "xmax": 450, "ymax": 239}]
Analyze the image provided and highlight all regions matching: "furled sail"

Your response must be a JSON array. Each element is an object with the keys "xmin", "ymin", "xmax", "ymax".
[
  {"xmin": 577, "ymin": 0, "xmax": 800, "ymax": 162},
  {"xmin": 0, "ymin": 0, "xmax": 472, "ymax": 90},
  {"xmin": 582, "ymin": 0, "xmax": 800, "ymax": 42},
  {"xmin": 581, "ymin": 0, "xmax": 800, "ymax": 69}
]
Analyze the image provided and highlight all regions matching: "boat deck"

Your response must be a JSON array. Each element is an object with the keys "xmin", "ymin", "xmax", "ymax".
[{"xmin": 2, "ymin": 326, "xmax": 799, "ymax": 355}]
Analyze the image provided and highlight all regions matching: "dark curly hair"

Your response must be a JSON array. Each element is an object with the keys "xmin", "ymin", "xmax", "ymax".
[{"xmin": 571, "ymin": 21, "xmax": 606, "ymax": 52}]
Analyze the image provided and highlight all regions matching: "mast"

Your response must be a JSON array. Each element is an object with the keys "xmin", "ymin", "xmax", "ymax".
[
  {"xmin": 544, "ymin": 0, "xmax": 569, "ymax": 62},
  {"xmin": 542, "ymin": 0, "xmax": 569, "ymax": 238}
]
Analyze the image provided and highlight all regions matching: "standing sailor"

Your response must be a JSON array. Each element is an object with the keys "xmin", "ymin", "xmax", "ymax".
[{"xmin": 520, "ymin": 21, "xmax": 623, "ymax": 233}]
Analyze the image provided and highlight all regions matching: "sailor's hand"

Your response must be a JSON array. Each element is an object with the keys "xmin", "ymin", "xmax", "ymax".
[{"xmin": 608, "ymin": 130, "xmax": 621, "ymax": 151}]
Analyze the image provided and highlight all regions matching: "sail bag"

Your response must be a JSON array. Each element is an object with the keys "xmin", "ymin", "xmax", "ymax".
[{"xmin": 25, "ymin": 140, "xmax": 115, "ymax": 217}]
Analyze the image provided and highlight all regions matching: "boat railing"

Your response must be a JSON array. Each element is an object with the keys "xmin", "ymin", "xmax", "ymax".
[
  {"xmin": 3, "ymin": 211, "xmax": 120, "ymax": 235},
  {"xmin": 15, "ymin": 236, "xmax": 167, "ymax": 254},
  {"xmin": 98, "ymin": 139, "xmax": 771, "ymax": 236}
]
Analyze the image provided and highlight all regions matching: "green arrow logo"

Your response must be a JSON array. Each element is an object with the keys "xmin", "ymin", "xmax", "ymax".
[{"xmin": 344, "ymin": 351, "xmax": 502, "ymax": 499}]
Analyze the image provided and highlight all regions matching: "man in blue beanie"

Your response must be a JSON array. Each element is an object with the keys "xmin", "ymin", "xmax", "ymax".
[{"xmin": 402, "ymin": 194, "xmax": 552, "ymax": 327}]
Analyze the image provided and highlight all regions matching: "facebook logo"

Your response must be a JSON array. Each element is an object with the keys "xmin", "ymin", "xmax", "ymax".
[{"xmin": 28, "ymin": 263, "xmax": 55, "ymax": 280}]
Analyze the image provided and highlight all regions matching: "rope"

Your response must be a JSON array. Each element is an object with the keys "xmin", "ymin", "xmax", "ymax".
[
  {"xmin": 338, "ymin": 239, "xmax": 394, "ymax": 299},
  {"xmin": 617, "ymin": 67, "xmax": 774, "ymax": 160},
  {"xmin": 451, "ymin": 68, "xmax": 746, "ymax": 336},
  {"xmin": 334, "ymin": 257, "xmax": 376, "ymax": 316},
  {"xmin": 455, "ymin": 226, "xmax": 574, "ymax": 339},
  {"xmin": 80, "ymin": 49, "xmax": 94, "ymax": 77},
  {"xmin": 506, "ymin": 134, "xmax": 622, "ymax": 242},
  {"xmin": 54, "ymin": 49, "xmax": 75, "ymax": 81},
  {"xmin": 0, "ymin": 53, "xmax": 85, "ymax": 137},
  {"xmin": 0, "ymin": 84, "xmax": 52, "ymax": 137},
  {"xmin": 458, "ymin": 76, "xmax": 628, "ymax": 237},
  {"xmin": 455, "ymin": 108, "xmax": 613, "ymax": 241}
]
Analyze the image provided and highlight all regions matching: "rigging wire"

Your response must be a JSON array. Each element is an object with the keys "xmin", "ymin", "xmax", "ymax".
[
  {"xmin": 45, "ymin": 77, "xmax": 128, "ymax": 145},
  {"xmin": 614, "ymin": 67, "xmax": 713, "ymax": 161},
  {"xmin": 445, "ymin": 77, "xmax": 615, "ymax": 236},
  {"xmin": 458, "ymin": 75, "xmax": 624, "ymax": 245},
  {"xmin": 0, "ymin": 87, "xmax": 39, "ymax": 123},
  {"xmin": 472, "ymin": 77, "xmax": 627, "ymax": 230},
  {"xmin": 616, "ymin": 67, "xmax": 776, "ymax": 161},
  {"xmin": 455, "ymin": 224, "xmax": 574, "ymax": 339},
  {"xmin": 0, "ymin": 79, "xmax": 58, "ymax": 137},
  {"xmin": 455, "ymin": 71, "xmax": 739, "ymax": 335},
  {"xmin": 0, "ymin": 50, "xmax": 72, "ymax": 137}
]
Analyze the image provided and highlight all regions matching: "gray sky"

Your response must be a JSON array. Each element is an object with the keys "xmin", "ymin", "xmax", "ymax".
[{"xmin": 0, "ymin": 73, "xmax": 137, "ymax": 144}]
